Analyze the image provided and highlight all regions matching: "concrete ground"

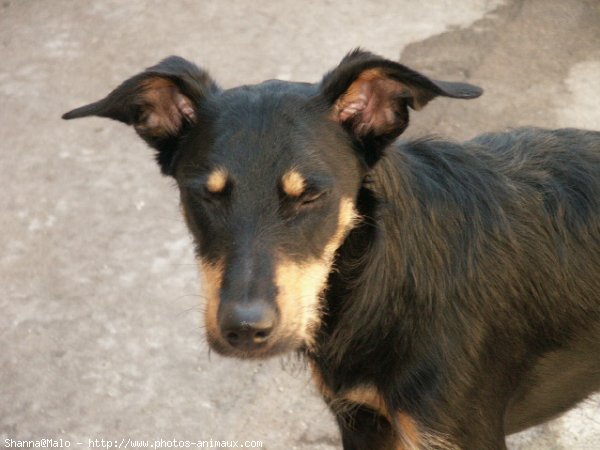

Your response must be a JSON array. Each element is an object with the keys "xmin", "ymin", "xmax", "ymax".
[{"xmin": 1, "ymin": 0, "xmax": 599, "ymax": 449}]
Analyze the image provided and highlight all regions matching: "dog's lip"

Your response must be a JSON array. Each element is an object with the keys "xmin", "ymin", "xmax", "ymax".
[{"xmin": 206, "ymin": 333, "xmax": 301, "ymax": 359}]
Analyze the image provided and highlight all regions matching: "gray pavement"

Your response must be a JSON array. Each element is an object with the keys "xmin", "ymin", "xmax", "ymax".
[{"xmin": 1, "ymin": 1, "xmax": 599, "ymax": 449}]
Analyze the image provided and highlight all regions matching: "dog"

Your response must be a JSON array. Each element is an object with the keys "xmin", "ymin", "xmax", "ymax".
[{"xmin": 63, "ymin": 50, "xmax": 600, "ymax": 450}]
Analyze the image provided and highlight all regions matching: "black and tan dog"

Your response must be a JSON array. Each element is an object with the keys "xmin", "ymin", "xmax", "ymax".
[{"xmin": 63, "ymin": 50, "xmax": 600, "ymax": 450}]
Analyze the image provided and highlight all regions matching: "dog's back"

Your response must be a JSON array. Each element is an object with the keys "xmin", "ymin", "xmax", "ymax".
[{"xmin": 368, "ymin": 127, "xmax": 600, "ymax": 432}]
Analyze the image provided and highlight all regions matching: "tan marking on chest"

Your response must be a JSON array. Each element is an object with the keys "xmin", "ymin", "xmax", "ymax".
[
  {"xmin": 309, "ymin": 371, "xmax": 432, "ymax": 450},
  {"xmin": 342, "ymin": 384, "xmax": 389, "ymax": 418}
]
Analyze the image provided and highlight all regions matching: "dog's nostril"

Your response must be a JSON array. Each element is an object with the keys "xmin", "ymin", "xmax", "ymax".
[
  {"xmin": 223, "ymin": 325, "xmax": 273, "ymax": 347},
  {"xmin": 253, "ymin": 330, "xmax": 269, "ymax": 343},
  {"xmin": 248, "ymin": 326, "xmax": 273, "ymax": 345},
  {"xmin": 226, "ymin": 331, "xmax": 241, "ymax": 344}
]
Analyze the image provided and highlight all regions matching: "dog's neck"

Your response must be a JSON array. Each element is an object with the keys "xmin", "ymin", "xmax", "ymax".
[
  {"xmin": 309, "ymin": 181, "xmax": 429, "ymax": 392},
  {"xmin": 308, "ymin": 148, "xmax": 454, "ymax": 401}
]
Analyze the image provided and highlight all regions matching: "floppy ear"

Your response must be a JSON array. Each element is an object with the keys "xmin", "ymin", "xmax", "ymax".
[
  {"xmin": 62, "ymin": 56, "xmax": 219, "ymax": 175},
  {"xmin": 320, "ymin": 49, "xmax": 482, "ymax": 165}
]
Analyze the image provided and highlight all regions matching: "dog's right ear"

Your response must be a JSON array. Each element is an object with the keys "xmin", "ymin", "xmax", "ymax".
[{"xmin": 62, "ymin": 56, "xmax": 219, "ymax": 175}]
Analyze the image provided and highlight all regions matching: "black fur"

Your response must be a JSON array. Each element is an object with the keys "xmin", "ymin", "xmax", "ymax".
[
  {"xmin": 316, "ymin": 128, "xmax": 600, "ymax": 448},
  {"xmin": 63, "ymin": 50, "xmax": 600, "ymax": 450}
]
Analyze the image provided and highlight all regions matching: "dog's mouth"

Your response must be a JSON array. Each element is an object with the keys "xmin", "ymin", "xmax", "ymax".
[
  {"xmin": 205, "ymin": 328, "xmax": 307, "ymax": 359},
  {"xmin": 199, "ymin": 256, "xmax": 332, "ymax": 359},
  {"xmin": 205, "ymin": 290, "xmax": 325, "ymax": 359}
]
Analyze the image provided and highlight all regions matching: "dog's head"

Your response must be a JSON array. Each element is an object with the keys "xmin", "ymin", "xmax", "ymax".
[{"xmin": 63, "ymin": 50, "xmax": 481, "ymax": 358}]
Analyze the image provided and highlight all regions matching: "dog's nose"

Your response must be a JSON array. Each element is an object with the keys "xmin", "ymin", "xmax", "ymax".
[{"xmin": 219, "ymin": 301, "xmax": 276, "ymax": 350}]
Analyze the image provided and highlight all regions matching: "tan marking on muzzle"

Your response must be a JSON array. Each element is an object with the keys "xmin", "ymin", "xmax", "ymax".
[
  {"xmin": 275, "ymin": 258, "xmax": 331, "ymax": 347},
  {"xmin": 275, "ymin": 197, "xmax": 359, "ymax": 347},
  {"xmin": 206, "ymin": 168, "xmax": 228, "ymax": 194},
  {"xmin": 197, "ymin": 198, "xmax": 358, "ymax": 351},
  {"xmin": 198, "ymin": 259, "xmax": 225, "ymax": 338},
  {"xmin": 281, "ymin": 169, "xmax": 306, "ymax": 197}
]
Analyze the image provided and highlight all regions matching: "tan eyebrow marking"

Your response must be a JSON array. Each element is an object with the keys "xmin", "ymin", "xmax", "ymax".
[
  {"xmin": 206, "ymin": 168, "xmax": 228, "ymax": 194},
  {"xmin": 281, "ymin": 169, "xmax": 306, "ymax": 197}
]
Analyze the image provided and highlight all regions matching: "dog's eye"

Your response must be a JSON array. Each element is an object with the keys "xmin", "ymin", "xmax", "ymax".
[
  {"xmin": 279, "ymin": 188, "xmax": 330, "ymax": 222},
  {"xmin": 186, "ymin": 186, "xmax": 228, "ymax": 206},
  {"xmin": 299, "ymin": 190, "xmax": 327, "ymax": 207},
  {"xmin": 200, "ymin": 187, "xmax": 229, "ymax": 204},
  {"xmin": 182, "ymin": 175, "xmax": 231, "ymax": 205}
]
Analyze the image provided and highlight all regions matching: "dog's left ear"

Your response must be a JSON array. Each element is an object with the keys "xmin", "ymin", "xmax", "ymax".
[
  {"xmin": 321, "ymin": 49, "xmax": 482, "ymax": 165},
  {"xmin": 62, "ymin": 56, "xmax": 219, "ymax": 175}
]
